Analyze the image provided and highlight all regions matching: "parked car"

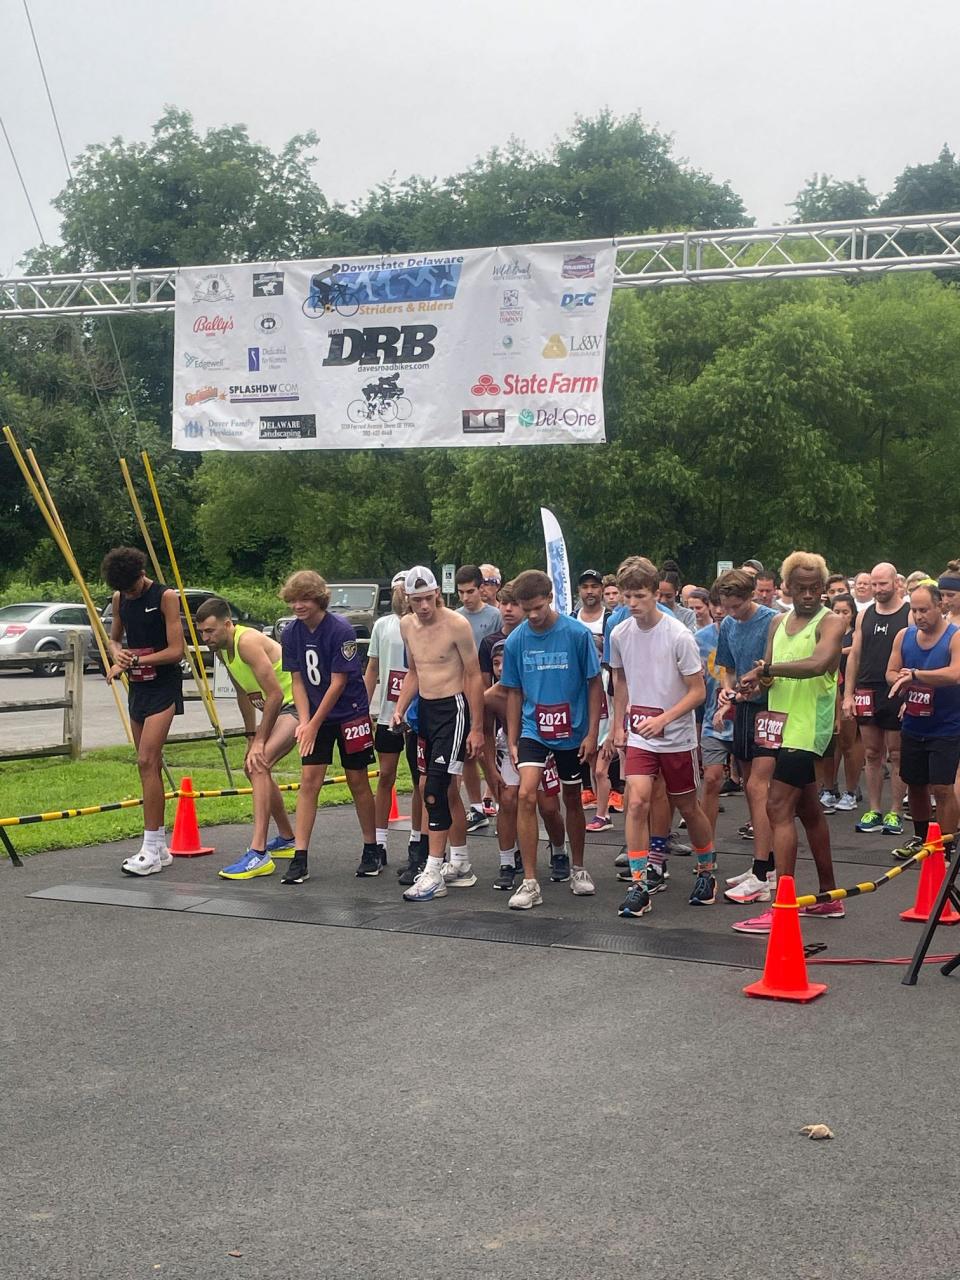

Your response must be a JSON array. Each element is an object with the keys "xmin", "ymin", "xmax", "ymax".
[
  {"xmin": 273, "ymin": 581, "xmax": 393, "ymax": 644},
  {"xmin": 0, "ymin": 602, "xmax": 102, "ymax": 677},
  {"xmin": 101, "ymin": 589, "xmax": 271, "ymax": 671}
]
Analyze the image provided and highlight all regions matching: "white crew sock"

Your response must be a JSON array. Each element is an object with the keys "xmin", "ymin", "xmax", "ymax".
[
  {"xmin": 409, "ymin": 828, "xmax": 422, "ymax": 841},
  {"xmin": 426, "ymin": 855, "xmax": 444, "ymax": 874},
  {"xmin": 143, "ymin": 829, "xmax": 162, "ymax": 853},
  {"xmin": 375, "ymin": 827, "xmax": 389, "ymax": 846},
  {"xmin": 450, "ymin": 844, "xmax": 470, "ymax": 866},
  {"xmin": 499, "ymin": 844, "xmax": 519, "ymax": 867}
]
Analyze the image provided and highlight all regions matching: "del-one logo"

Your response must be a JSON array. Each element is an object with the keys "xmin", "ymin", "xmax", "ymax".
[
  {"xmin": 323, "ymin": 325, "xmax": 437, "ymax": 368},
  {"xmin": 518, "ymin": 407, "xmax": 599, "ymax": 428},
  {"xmin": 471, "ymin": 371, "xmax": 599, "ymax": 396},
  {"xmin": 193, "ymin": 314, "xmax": 235, "ymax": 336}
]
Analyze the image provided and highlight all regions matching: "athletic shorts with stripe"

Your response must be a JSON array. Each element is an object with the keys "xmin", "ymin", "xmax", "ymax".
[{"xmin": 418, "ymin": 693, "xmax": 469, "ymax": 777}]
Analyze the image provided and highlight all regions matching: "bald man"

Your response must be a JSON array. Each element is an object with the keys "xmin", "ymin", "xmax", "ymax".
[{"xmin": 842, "ymin": 562, "xmax": 910, "ymax": 835}]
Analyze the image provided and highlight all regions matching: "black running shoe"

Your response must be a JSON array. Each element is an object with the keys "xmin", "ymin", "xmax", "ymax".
[
  {"xmin": 356, "ymin": 845, "xmax": 383, "ymax": 877},
  {"xmin": 398, "ymin": 845, "xmax": 426, "ymax": 886},
  {"xmin": 892, "ymin": 835, "xmax": 924, "ymax": 861},
  {"xmin": 645, "ymin": 865, "xmax": 669, "ymax": 895},
  {"xmin": 550, "ymin": 851, "xmax": 571, "ymax": 882},
  {"xmin": 618, "ymin": 883, "xmax": 652, "ymax": 918},
  {"xmin": 689, "ymin": 872, "xmax": 717, "ymax": 905},
  {"xmin": 466, "ymin": 809, "xmax": 489, "ymax": 833},
  {"xmin": 738, "ymin": 822, "xmax": 754, "ymax": 841},
  {"xmin": 281, "ymin": 853, "xmax": 309, "ymax": 884},
  {"xmin": 377, "ymin": 843, "xmax": 388, "ymax": 868},
  {"xmin": 493, "ymin": 864, "xmax": 517, "ymax": 891}
]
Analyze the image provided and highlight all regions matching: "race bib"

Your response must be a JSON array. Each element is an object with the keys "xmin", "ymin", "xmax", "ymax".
[
  {"xmin": 854, "ymin": 687, "xmax": 874, "ymax": 717},
  {"xmin": 387, "ymin": 669, "xmax": 406, "ymax": 702},
  {"xmin": 905, "ymin": 682, "xmax": 933, "ymax": 717},
  {"xmin": 416, "ymin": 736, "xmax": 426, "ymax": 774},
  {"xmin": 754, "ymin": 709, "xmax": 788, "ymax": 750},
  {"xmin": 128, "ymin": 646, "xmax": 157, "ymax": 683},
  {"xmin": 541, "ymin": 756, "xmax": 561, "ymax": 796},
  {"xmin": 628, "ymin": 705, "xmax": 664, "ymax": 738},
  {"xmin": 341, "ymin": 715, "xmax": 373, "ymax": 754},
  {"xmin": 248, "ymin": 692, "xmax": 265, "ymax": 711},
  {"xmin": 536, "ymin": 702, "xmax": 572, "ymax": 740}
]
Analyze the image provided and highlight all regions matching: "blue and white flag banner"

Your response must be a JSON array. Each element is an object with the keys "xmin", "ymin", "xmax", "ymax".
[
  {"xmin": 541, "ymin": 506, "xmax": 573, "ymax": 616},
  {"xmin": 172, "ymin": 240, "xmax": 614, "ymax": 451}
]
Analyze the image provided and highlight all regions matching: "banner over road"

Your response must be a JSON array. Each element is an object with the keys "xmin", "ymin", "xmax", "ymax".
[{"xmin": 172, "ymin": 241, "xmax": 614, "ymax": 451}]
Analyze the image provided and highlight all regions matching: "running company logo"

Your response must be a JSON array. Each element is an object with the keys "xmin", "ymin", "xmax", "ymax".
[
  {"xmin": 254, "ymin": 312, "xmax": 283, "ymax": 334},
  {"xmin": 228, "ymin": 382, "xmax": 299, "ymax": 404},
  {"xmin": 192, "ymin": 272, "xmax": 234, "ymax": 304},
  {"xmin": 471, "ymin": 372, "xmax": 599, "ymax": 396},
  {"xmin": 492, "ymin": 259, "xmax": 532, "ymax": 281},
  {"xmin": 252, "ymin": 271, "xmax": 284, "ymax": 297},
  {"xmin": 193, "ymin": 315, "xmax": 235, "ymax": 337},
  {"xmin": 499, "ymin": 307, "xmax": 524, "ymax": 325},
  {"xmin": 184, "ymin": 385, "xmax": 227, "ymax": 406},
  {"xmin": 542, "ymin": 334, "xmax": 568, "ymax": 358},
  {"xmin": 182, "ymin": 351, "xmax": 226, "ymax": 370},
  {"xmin": 502, "ymin": 289, "xmax": 520, "ymax": 308},
  {"xmin": 258, "ymin": 414, "xmax": 317, "ymax": 440},
  {"xmin": 561, "ymin": 254, "xmax": 596, "ymax": 279},
  {"xmin": 183, "ymin": 419, "xmax": 205, "ymax": 439},
  {"xmin": 462, "ymin": 409, "xmax": 506, "ymax": 434},
  {"xmin": 560, "ymin": 291, "xmax": 598, "ymax": 312},
  {"xmin": 322, "ymin": 325, "xmax": 437, "ymax": 368}
]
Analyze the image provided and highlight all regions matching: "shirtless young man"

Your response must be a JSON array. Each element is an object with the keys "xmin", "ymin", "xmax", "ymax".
[{"xmin": 392, "ymin": 566, "xmax": 485, "ymax": 902}]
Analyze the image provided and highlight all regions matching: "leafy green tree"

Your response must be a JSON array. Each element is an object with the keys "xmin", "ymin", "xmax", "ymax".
[
  {"xmin": 879, "ymin": 145, "xmax": 960, "ymax": 215},
  {"xmin": 791, "ymin": 173, "xmax": 878, "ymax": 222}
]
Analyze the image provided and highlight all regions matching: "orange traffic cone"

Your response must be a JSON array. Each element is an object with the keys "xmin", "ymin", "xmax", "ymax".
[
  {"xmin": 900, "ymin": 822, "xmax": 960, "ymax": 924},
  {"xmin": 743, "ymin": 875, "xmax": 827, "ymax": 1003},
  {"xmin": 388, "ymin": 786, "xmax": 409, "ymax": 825},
  {"xmin": 168, "ymin": 775, "xmax": 214, "ymax": 857}
]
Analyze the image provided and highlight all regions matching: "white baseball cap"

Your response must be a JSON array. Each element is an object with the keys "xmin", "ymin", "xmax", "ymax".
[
  {"xmin": 404, "ymin": 565, "xmax": 439, "ymax": 596},
  {"xmin": 391, "ymin": 571, "xmax": 407, "ymax": 588}
]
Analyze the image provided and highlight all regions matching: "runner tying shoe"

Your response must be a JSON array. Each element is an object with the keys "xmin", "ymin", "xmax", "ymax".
[
  {"xmin": 393, "ymin": 567, "xmax": 485, "ymax": 901},
  {"xmin": 733, "ymin": 552, "xmax": 845, "ymax": 933},
  {"xmin": 279, "ymin": 570, "xmax": 379, "ymax": 885},
  {"xmin": 841, "ymin": 562, "xmax": 910, "ymax": 836},
  {"xmin": 501, "ymin": 570, "xmax": 601, "ymax": 909},
  {"xmin": 886, "ymin": 582, "xmax": 960, "ymax": 861},
  {"xmin": 195, "ymin": 597, "xmax": 297, "ymax": 878},
  {"xmin": 605, "ymin": 557, "xmax": 715, "ymax": 919},
  {"xmin": 364, "ymin": 573, "xmax": 427, "ymax": 882},
  {"xmin": 103, "ymin": 547, "xmax": 184, "ymax": 877}
]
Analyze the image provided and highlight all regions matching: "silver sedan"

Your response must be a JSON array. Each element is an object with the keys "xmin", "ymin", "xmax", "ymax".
[{"xmin": 0, "ymin": 602, "xmax": 102, "ymax": 677}]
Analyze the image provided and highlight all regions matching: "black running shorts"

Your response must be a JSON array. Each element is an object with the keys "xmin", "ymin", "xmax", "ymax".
[{"xmin": 418, "ymin": 694, "xmax": 469, "ymax": 777}]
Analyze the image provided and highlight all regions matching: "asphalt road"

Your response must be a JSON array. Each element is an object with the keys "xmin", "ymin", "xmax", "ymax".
[
  {"xmin": 3, "ymin": 800, "xmax": 959, "ymax": 1279},
  {"xmin": 0, "ymin": 669, "xmax": 245, "ymax": 752}
]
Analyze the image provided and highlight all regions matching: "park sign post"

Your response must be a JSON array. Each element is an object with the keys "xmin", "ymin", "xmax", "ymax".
[{"xmin": 172, "ymin": 241, "xmax": 614, "ymax": 452}]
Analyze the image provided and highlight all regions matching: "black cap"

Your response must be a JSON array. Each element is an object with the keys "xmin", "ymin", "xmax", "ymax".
[
  {"xmin": 742, "ymin": 558, "xmax": 764, "ymax": 573},
  {"xmin": 578, "ymin": 569, "xmax": 603, "ymax": 584}
]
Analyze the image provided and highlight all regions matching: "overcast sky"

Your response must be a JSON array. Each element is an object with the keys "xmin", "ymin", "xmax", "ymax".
[{"xmin": 1, "ymin": 0, "xmax": 957, "ymax": 274}]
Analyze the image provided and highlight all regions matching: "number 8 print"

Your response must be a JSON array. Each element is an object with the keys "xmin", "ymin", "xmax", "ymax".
[{"xmin": 305, "ymin": 651, "xmax": 322, "ymax": 685}]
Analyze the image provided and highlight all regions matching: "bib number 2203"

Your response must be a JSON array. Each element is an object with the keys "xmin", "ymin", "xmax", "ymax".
[{"xmin": 341, "ymin": 716, "xmax": 373, "ymax": 754}]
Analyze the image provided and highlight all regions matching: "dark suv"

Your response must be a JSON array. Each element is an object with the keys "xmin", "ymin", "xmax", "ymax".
[{"xmin": 101, "ymin": 589, "xmax": 270, "ymax": 670}]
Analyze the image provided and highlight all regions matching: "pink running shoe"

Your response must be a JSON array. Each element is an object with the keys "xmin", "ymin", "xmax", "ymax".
[
  {"xmin": 802, "ymin": 901, "xmax": 846, "ymax": 918},
  {"xmin": 586, "ymin": 815, "xmax": 613, "ymax": 832},
  {"xmin": 731, "ymin": 908, "xmax": 774, "ymax": 934}
]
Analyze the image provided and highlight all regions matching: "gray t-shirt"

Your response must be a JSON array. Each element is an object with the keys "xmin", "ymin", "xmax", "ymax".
[{"xmin": 457, "ymin": 602, "xmax": 502, "ymax": 650}]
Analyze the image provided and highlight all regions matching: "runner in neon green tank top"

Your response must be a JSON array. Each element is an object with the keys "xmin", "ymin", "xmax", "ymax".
[
  {"xmin": 195, "ymin": 599, "xmax": 298, "ymax": 879},
  {"xmin": 731, "ymin": 553, "xmax": 845, "ymax": 936}
]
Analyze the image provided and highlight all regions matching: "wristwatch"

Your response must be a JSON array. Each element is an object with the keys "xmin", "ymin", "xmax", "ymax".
[{"xmin": 761, "ymin": 661, "xmax": 772, "ymax": 679}]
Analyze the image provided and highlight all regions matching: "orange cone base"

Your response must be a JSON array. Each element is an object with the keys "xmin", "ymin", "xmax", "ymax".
[
  {"xmin": 899, "ymin": 824, "xmax": 959, "ymax": 922},
  {"xmin": 742, "ymin": 976, "xmax": 827, "ymax": 1002},
  {"xmin": 170, "ymin": 845, "xmax": 215, "ymax": 858},
  {"xmin": 388, "ymin": 786, "xmax": 409, "ymax": 825},
  {"xmin": 900, "ymin": 903, "xmax": 960, "ymax": 924}
]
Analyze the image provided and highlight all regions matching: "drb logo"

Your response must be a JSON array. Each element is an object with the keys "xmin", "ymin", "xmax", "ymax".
[
  {"xmin": 560, "ymin": 291, "xmax": 597, "ymax": 312},
  {"xmin": 323, "ymin": 325, "xmax": 437, "ymax": 367}
]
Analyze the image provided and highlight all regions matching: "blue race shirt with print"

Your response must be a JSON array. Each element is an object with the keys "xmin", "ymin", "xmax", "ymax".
[
  {"xmin": 501, "ymin": 613, "xmax": 601, "ymax": 748},
  {"xmin": 281, "ymin": 612, "xmax": 369, "ymax": 722},
  {"xmin": 696, "ymin": 622, "xmax": 734, "ymax": 742}
]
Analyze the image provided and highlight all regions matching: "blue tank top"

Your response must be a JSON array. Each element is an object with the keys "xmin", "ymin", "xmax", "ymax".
[{"xmin": 900, "ymin": 623, "xmax": 960, "ymax": 737}]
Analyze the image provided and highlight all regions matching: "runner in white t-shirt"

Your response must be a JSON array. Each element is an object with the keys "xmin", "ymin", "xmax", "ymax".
[{"xmin": 604, "ymin": 556, "xmax": 717, "ymax": 919}]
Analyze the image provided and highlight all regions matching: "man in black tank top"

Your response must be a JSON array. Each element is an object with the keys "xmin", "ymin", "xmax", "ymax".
[
  {"xmin": 102, "ymin": 547, "xmax": 185, "ymax": 877},
  {"xmin": 841, "ymin": 562, "xmax": 909, "ymax": 835}
]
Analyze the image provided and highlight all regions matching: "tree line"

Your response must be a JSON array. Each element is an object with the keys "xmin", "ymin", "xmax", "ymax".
[{"xmin": 2, "ymin": 107, "xmax": 960, "ymax": 591}]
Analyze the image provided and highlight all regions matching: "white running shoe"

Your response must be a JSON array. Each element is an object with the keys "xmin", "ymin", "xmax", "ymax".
[
  {"xmin": 834, "ymin": 791, "xmax": 857, "ymax": 812},
  {"xmin": 508, "ymin": 878, "xmax": 543, "ymax": 910},
  {"xmin": 440, "ymin": 860, "xmax": 477, "ymax": 888},
  {"xmin": 571, "ymin": 867, "xmax": 596, "ymax": 895},
  {"xmin": 725, "ymin": 868, "xmax": 755, "ymax": 887},
  {"xmin": 121, "ymin": 847, "xmax": 164, "ymax": 876},
  {"xmin": 819, "ymin": 790, "xmax": 839, "ymax": 813},
  {"xmin": 402, "ymin": 865, "xmax": 447, "ymax": 901},
  {"xmin": 158, "ymin": 845, "xmax": 173, "ymax": 867},
  {"xmin": 723, "ymin": 872, "xmax": 775, "ymax": 904}
]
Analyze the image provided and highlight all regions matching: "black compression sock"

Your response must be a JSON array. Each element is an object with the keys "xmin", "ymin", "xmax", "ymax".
[
  {"xmin": 913, "ymin": 819, "xmax": 929, "ymax": 841},
  {"xmin": 752, "ymin": 855, "xmax": 773, "ymax": 879}
]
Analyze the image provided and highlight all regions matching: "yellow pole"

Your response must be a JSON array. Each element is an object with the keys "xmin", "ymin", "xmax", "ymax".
[
  {"xmin": 139, "ymin": 450, "xmax": 233, "ymax": 782},
  {"xmin": 4, "ymin": 428, "xmax": 134, "ymax": 745}
]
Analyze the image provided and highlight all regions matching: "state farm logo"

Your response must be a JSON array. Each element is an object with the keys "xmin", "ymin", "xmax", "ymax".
[
  {"xmin": 562, "ymin": 255, "xmax": 596, "ymax": 279},
  {"xmin": 184, "ymin": 385, "xmax": 226, "ymax": 406},
  {"xmin": 472, "ymin": 372, "xmax": 599, "ymax": 396},
  {"xmin": 192, "ymin": 272, "xmax": 234, "ymax": 304},
  {"xmin": 193, "ymin": 314, "xmax": 235, "ymax": 336}
]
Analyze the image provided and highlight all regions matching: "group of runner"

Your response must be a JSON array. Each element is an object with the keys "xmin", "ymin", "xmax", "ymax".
[{"xmin": 101, "ymin": 544, "xmax": 960, "ymax": 934}]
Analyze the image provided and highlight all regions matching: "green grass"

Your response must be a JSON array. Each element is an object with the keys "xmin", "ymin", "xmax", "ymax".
[{"xmin": 1, "ymin": 737, "xmax": 412, "ymax": 857}]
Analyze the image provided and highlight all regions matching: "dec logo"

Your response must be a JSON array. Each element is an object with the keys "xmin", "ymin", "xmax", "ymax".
[
  {"xmin": 323, "ymin": 325, "xmax": 437, "ymax": 367},
  {"xmin": 560, "ymin": 291, "xmax": 597, "ymax": 312}
]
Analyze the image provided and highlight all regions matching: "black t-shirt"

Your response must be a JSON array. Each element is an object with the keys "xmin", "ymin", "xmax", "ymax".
[{"xmin": 858, "ymin": 601, "xmax": 911, "ymax": 685}]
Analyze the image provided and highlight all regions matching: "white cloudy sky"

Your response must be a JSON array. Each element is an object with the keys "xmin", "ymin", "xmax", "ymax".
[{"xmin": 1, "ymin": 0, "xmax": 956, "ymax": 273}]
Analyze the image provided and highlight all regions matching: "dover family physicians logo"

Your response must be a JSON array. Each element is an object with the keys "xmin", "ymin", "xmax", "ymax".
[
  {"xmin": 561, "ymin": 255, "xmax": 596, "ymax": 279},
  {"xmin": 252, "ymin": 271, "xmax": 284, "ymax": 297},
  {"xmin": 192, "ymin": 272, "xmax": 234, "ymax": 304},
  {"xmin": 183, "ymin": 419, "xmax": 205, "ymax": 439}
]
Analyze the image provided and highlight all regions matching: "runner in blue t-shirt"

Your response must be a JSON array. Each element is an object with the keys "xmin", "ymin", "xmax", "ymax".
[
  {"xmin": 499, "ymin": 570, "xmax": 602, "ymax": 910},
  {"xmin": 696, "ymin": 590, "xmax": 735, "ymax": 848},
  {"xmin": 279, "ymin": 569, "xmax": 379, "ymax": 884}
]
